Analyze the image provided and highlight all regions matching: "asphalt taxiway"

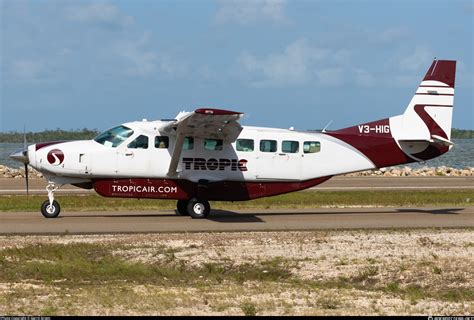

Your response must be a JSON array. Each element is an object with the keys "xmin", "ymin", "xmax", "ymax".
[{"xmin": 0, "ymin": 207, "xmax": 472, "ymax": 234}]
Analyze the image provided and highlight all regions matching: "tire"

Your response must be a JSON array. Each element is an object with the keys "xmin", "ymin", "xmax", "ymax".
[
  {"xmin": 176, "ymin": 200, "xmax": 189, "ymax": 216},
  {"xmin": 41, "ymin": 200, "xmax": 61, "ymax": 218},
  {"xmin": 186, "ymin": 198, "xmax": 210, "ymax": 219}
]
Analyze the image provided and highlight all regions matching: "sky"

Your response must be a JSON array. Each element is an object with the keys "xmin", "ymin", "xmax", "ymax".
[{"xmin": 1, "ymin": 0, "xmax": 473, "ymax": 133}]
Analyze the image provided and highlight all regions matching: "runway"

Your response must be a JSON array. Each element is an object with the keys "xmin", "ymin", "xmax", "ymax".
[
  {"xmin": 0, "ymin": 206, "xmax": 472, "ymax": 234},
  {"xmin": 0, "ymin": 176, "xmax": 473, "ymax": 195}
]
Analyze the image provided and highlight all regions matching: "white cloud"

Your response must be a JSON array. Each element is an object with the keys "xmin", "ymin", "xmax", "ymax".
[
  {"xmin": 239, "ymin": 39, "xmax": 329, "ymax": 87},
  {"xmin": 315, "ymin": 67, "xmax": 345, "ymax": 86},
  {"xmin": 237, "ymin": 38, "xmax": 382, "ymax": 88},
  {"xmin": 116, "ymin": 33, "xmax": 158, "ymax": 76},
  {"xmin": 353, "ymin": 68, "xmax": 376, "ymax": 87},
  {"xmin": 116, "ymin": 33, "xmax": 188, "ymax": 78},
  {"xmin": 215, "ymin": 0, "xmax": 288, "ymax": 25},
  {"xmin": 238, "ymin": 39, "xmax": 376, "ymax": 88},
  {"xmin": 64, "ymin": 2, "xmax": 133, "ymax": 27},
  {"xmin": 375, "ymin": 27, "xmax": 409, "ymax": 43},
  {"xmin": 8, "ymin": 59, "xmax": 51, "ymax": 83},
  {"xmin": 399, "ymin": 46, "xmax": 434, "ymax": 71}
]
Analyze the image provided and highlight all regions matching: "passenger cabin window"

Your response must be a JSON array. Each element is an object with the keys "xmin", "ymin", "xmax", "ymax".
[
  {"xmin": 155, "ymin": 136, "xmax": 169, "ymax": 149},
  {"xmin": 236, "ymin": 139, "xmax": 254, "ymax": 152},
  {"xmin": 282, "ymin": 140, "xmax": 299, "ymax": 153},
  {"xmin": 260, "ymin": 140, "xmax": 277, "ymax": 152},
  {"xmin": 94, "ymin": 125, "xmax": 134, "ymax": 148},
  {"xmin": 183, "ymin": 137, "xmax": 194, "ymax": 150},
  {"xmin": 128, "ymin": 135, "xmax": 149, "ymax": 149},
  {"xmin": 204, "ymin": 139, "xmax": 223, "ymax": 151},
  {"xmin": 303, "ymin": 141, "xmax": 321, "ymax": 153}
]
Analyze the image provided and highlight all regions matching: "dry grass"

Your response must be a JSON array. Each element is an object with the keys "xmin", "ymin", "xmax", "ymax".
[{"xmin": 0, "ymin": 229, "xmax": 473, "ymax": 315}]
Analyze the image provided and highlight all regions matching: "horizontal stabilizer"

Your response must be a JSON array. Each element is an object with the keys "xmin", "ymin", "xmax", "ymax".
[
  {"xmin": 430, "ymin": 135, "xmax": 454, "ymax": 146},
  {"xmin": 398, "ymin": 134, "xmax": 454, "ymax": 147}
]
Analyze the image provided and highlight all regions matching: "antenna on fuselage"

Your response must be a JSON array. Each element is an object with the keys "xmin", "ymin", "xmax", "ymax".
[{"xmin": 322, "ymin": 120, "xmax": 333, "ymax": 133}]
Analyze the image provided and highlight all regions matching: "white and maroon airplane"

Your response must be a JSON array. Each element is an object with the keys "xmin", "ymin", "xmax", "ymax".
[{"xmin": 10, "ymin": 59, "xmax": 456, "ymax": 219}]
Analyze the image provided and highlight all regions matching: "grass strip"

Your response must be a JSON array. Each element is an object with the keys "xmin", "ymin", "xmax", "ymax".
[{"xmin": 0, "ymin": 189, "xmax": 472, "ymax": 212}]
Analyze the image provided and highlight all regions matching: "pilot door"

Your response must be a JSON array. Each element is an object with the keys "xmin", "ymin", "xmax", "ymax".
[{"xmin": 116, "ymin": 135, "xmax": 151, "ymax": 176}]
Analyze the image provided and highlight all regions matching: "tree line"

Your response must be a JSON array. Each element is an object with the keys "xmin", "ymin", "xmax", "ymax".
[
  {"xmin": 451, "ymin": 128, "xmax": 474, "ymax": 139},
  {"xmin": 0, "ymin": 128, "xmax": 100, "ymax": 143},
  {"xmin": 0, "ymin": 127, "xmax": 472, "ymax": 143}
]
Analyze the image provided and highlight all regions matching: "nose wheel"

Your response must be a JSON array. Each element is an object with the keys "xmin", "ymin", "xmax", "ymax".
[
  {"xmin": 40, "ymin": 183, "xmax": 61, "ymax": 218},
  {"xmin": 41, "ymin": 199, "xmax": 61, "ymax": 218}
]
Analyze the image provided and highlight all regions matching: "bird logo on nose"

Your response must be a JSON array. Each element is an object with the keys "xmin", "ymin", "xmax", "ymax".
[{"xmin": 47, "ymin": 149, "xmax": 65, "ymax": 166}]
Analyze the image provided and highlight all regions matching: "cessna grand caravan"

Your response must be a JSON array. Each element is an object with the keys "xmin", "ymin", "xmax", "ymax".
[{"xmin": 10, "ymin": 59, "xmax": 456, "ymax": 219}]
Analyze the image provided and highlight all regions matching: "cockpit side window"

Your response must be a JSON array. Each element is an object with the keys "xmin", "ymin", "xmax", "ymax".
[
  {"xmin": 94, "ymin": 125, "xmax": 134, "ymax": 148},
  {"xmin": 128, "ymin": 135, "xmax": 149, "ymax": 149}
]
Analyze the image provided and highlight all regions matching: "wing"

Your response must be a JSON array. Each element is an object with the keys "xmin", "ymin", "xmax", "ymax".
[{"xmin": 164, "ymin": 108, "xmax": 244, "ymax": 176}]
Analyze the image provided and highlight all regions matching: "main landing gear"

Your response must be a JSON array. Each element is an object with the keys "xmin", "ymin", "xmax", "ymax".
[
  {"xmin": 176, "ymin": 198, "xmax": 211, "ymax": 219},
  {"xmin": 40, "ymin": 183, "xmax": 61, "ymax": 218}
]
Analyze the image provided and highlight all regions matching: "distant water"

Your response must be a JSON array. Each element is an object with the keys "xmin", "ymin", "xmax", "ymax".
[{"xmin": 1, "ymin": 140, "xmax": 473, "ymax": 169}]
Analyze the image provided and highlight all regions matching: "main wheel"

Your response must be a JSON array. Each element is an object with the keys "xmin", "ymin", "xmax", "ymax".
[
  {"xmin": 41, "ymin": 200, "xmax": 61, "ymax": 218},
  {"xmin": 176, "ymin": 200, "xmax": 189, "ymax": 216},
  {"xmin": 186, "ymin": 198, "xmax": 211, "ymax": 219}
]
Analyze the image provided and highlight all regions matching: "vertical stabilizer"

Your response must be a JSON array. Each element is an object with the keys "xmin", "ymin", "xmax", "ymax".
[
  {"xmin": 327, "ymin": 59, "xmax": 457, "ymax": 168},
  {"xmin": 391, "ymin": 60, "xmax": 456, "ymax": 141}
]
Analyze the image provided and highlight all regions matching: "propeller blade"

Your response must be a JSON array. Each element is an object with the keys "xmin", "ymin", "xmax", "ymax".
[
  {"xmin": 24, "ymin": 126, "xmax": 27, "ymax": 149},
  {"xmin": 24, "ymin": 163, "xmax": 29, "ymax": 196},
  {"xmin": 23, "ymin": 127, "xmax": 29, "ymax": 196}
]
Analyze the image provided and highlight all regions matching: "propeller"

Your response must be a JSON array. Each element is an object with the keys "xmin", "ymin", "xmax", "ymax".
[
  {"xmin": 24, "ymin": 127, "xmax": 29, "ymax": 196},
  {"xmin": 20, "ymin": 126, "xmax": 29, "ymax": 196}
]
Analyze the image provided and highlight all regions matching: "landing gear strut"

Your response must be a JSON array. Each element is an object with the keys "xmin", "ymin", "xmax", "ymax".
[
  {"xmin": 176, "ymin": 198, "xmax": 211, "ymax": 219},
  {"xmin": 40, "ymin": 183, "xmax": 61, "ymax": 218}
]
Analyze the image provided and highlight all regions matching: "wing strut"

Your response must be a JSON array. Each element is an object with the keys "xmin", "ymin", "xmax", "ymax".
[{"xmin": 167, "ymin": 131, "xmax": 185, "ymax": 176}]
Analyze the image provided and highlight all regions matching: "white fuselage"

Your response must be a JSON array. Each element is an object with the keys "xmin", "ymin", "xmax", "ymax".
[{"xmin": 29, "ymin": 121, "xmax": 376, "ymax": 184}]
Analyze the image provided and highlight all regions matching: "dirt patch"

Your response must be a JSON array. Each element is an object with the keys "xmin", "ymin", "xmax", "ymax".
[{"xmin": 0, "ymin": 229, "xmax": 473, "ymax": 315}]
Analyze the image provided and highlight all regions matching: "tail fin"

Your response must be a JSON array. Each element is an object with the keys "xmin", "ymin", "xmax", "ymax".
[
  {"xmin": 326, "ymin": 59, "xmax": 456, "ymax": 169},
  {"xmin": 391, "ymin": 59, "xmax": 456, "ymax": 141}
]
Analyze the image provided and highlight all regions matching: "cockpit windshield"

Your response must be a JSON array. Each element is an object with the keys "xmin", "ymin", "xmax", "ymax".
[{"xmin": 94, "ymin": 125, "xmax": 134, "ymax": 148}]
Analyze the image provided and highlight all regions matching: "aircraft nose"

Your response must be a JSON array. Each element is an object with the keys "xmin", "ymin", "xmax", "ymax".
[{"xmin": 9, "ymin": 148, "xmax": 29, "ymax": 164}]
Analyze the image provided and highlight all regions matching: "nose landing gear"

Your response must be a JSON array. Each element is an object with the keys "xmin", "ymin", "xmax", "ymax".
[{"xmin": 40, "ymin": 183, "xmax": 62, "ymax": 218}]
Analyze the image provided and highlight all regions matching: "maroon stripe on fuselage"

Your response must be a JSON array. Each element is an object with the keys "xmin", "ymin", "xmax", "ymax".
[
  {"xmin": 93, "ymin": 176, "xmax": 332, "ymax": 201},
  {"xmin": 326, "ymin": 118, "xmax": 413, "ymax": 168},
  {"xmin": 35, "ymin": 141, "xmax": 69, "ymax": 151}
]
